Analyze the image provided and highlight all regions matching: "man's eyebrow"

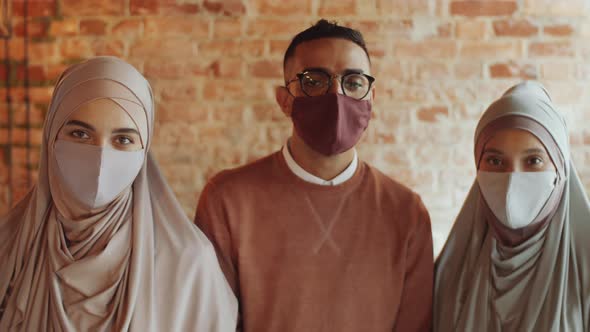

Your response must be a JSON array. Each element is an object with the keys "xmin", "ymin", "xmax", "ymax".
[
  {"xmin": 302, "ymin": 67, "xmax": 331, "ymax": 74},
  {"xmin": 302, "ymin": 67, "xmax": 367, "ymax": 76},
  {"xmin": 65, "ymin": 120, "xmax": 95, "ymax": 131},
  {"xmin": 342, "ymin": 68, "xmax": 365, "ymax": 75},
  {"xmin": 112, "ymin": 128, "xmax": 141, "ymax": 136}
]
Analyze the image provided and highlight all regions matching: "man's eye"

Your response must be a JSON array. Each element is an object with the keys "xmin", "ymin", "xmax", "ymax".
[
  {"xmin": 70, "ymin": 130, "xmax": 90, "ymax": 139},
  {"xmin": 303, "ymin": 79, "xmax": 324, "ymax": 88},
  {"xmin": 486, "ymin": 157, "xmax": 502, "ymax": 166},
  {"xmin": 344, "ymin": 80, "xmax": 364, "ymax": 91}
]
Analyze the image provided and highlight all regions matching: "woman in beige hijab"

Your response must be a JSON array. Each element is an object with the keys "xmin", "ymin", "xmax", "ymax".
[
  {"xmin": 0, "ymin": 57, "xmax": 237, "ymax": 331},
  {"xmin": 434, "ymin": 81, "xmax": 590, "ymax": 331}
]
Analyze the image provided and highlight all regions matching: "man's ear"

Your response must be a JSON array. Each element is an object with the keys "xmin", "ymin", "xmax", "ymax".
[{"xmin": 275, "ymin": 86, "xmax": 293, "ymax": 117}]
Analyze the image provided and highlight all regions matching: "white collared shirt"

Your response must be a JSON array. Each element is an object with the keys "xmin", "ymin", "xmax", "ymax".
[{"xmin": 282, "ymin": 142, "xmax": 358, "ymax": 186}]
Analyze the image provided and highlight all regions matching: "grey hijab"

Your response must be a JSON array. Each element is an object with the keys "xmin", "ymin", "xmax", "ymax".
[{"xmin": 434, "ymin": 81, "xmax": 590, "ymax": 332}]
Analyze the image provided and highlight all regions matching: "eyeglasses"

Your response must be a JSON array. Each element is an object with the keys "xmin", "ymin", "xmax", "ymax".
[{"xmin": 285, "ymin": 69, "xmax": 375, "ymax": 100}]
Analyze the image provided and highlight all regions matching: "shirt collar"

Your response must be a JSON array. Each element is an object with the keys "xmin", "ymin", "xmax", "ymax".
[{"xmin": 282, "ymin": 142, "xmax": 358, "ymax": 186}]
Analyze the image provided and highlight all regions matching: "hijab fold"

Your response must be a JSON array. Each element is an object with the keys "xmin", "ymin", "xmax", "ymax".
[{"xmin": 0, "ymin": 56, "xmax": 237, "ymax": 331}]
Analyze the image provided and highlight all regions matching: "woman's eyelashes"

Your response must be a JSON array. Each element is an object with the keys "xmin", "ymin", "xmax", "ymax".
[
  {"xmin": 485, "ymin": 155, "xmax": 503, "ymax": 167},
  {"xmin": 113, "ymin": 135, "xmax": 135, "ymax": 146},
  {"xmin": 525, "ymin": 155, "xmax": 546, "ymax": 169},
  {"xmin": 70, "ymin": 129, "xmax": 91, "ymax": 140}
]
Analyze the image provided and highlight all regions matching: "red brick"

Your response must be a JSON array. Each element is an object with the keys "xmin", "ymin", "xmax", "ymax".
[
  {"xmin": 489, "ymin": 62, "xmax": 537, "ymax": 79},
  {"xmin": 157, "ymin": 101, "xmax": 209, "ymax": 123},
  {"xmin": 10, "ymin": 128, "xmax": 42, "ymax": 145},
  {"xmin": 61, "ymin": 0, "xmax": 124, "ymax": 16},
  {"xmin": 130, "ymin": 0, "xmax": 200, "ymax": 15},
  {"xmin": 29, "ymin": 86, "xmax": 53, "ymax": 103},
  {"xmin": 246, "ymin": 18, "xmax": 308, "ymax": 38},
  {"xmin": 49, "ymin": 18, "xmax": 78, "ymax": 37},
  {"xmin": 366, "ymin": 40, "xmax": 386, "ymax": 59},
  {"xmin": 92, "ymin": 39, "xmax": 126, "ymax": 57},
  {"xmin": 380, "ymin": 20, "xmax": 414, "ymax": 38},
  {"xmin": 16, "ymin": 64, "xmax": 46, "ymax": 82},
  {"xmin": 211, "ymin": 105, "xmax": 245, "ymax": 123},
  {"xmin": 144, "ymin": 17, "xmax": 210, "ymax": 39},
  {"xmin": 529, "ymin": 41, "xmax": 574, "ymax": 57},
  {"xmin": 59, "ymin": 38, "xmax": 92, "ymax": 58},
  {"xmin": 319, "ymin": 0, "xmax": 357, "ymax": 16},
  {"xmin": 46, "ymin": 64, "xmax": 69, "ymax": 81},
  {"xmin": 269, "ymin": 40, "xmax": 289, "ymax": 57},
  {"xmin": 437, "ymin": 22, "xmax": 453, "ymax": 38},
  {"xmin": 394, "ymin": 40, "xmax": 457, "ymax": 59},
  {"xmin": 377, "ymin": 0, "xmax": 431, "ymax": 16},
  {"xmin": 455, "ymin": 20, "xmax": 488, "ymax": 39},
  {"xmin": 248, "ymin": 59, "xmax": 282, "ymax": 78},
  {"xmin": 252, "ymin": 103, "xmax": 285, "ymax": 122},
  {"xmin": 203, "ymin": 0, "xmax": 246, "ymax": 16},
  {"xmin": 213, "ymin": 18, "xmax": 243, "ymax": 38},
  {"xmin": 158, "ymin": 81, "xmax": 199, "ymax": 102},
  {"xmin": 544, "ymin": 24, "xmax": 574, "ymax": 36},
  {"xmin": 211, "ymin": 59, "xmax": 244, "ymax": 78},
  {"xmin": 524, "ymin": 0, "xmax": 589, "ymax": 17},
  {"xmin": 145, "ymin": 61, "xmax": 190, "ymax": 80},
  {"xmin": 493, "ymin": 19, "xmax": 539, "ymax": 37},
  {"xmin": 256, "ymin": 0, "xmax": 312, "ymax": 15},
  {"xmin": 460, "ymin": 41, "xmax": 522, "ymax": 58},
  {"xmin": 541, "ymin": 62, "xmax": 573, "ymax": 80},
  {"xmin": 199, "ymin": 40, "xmax": 265, "ymax": 58},
  {"xmin": 131, "ymin": 39, "xmax": 195, "ymax": 58},
  {"xmin": 203, "ymin": 80, "xmax": 267, "ymax": 101},
  {"xmin": 450, "ymin": 1, "xmax": 517, "ymax": 17},
  {"xmin": 80, "ymin": 19, "xmax": 107, "ymax": 35},
  {"xmin": 415, "ymin": 62, "xmax": 450, "ymax": 80},
  {"xmin": 29, "ymin": 42, "xmax": 58, "ymax": 62},
  {"xmin": 418, "ymin": 106, "xmax": 449, "ymax": 122},
  {"xmin": 13, "ymin": 0, "xmax": 56, "ymax": 17},
  {"xmin": 112, "ymin": 19, "xmax": 143, "ymax": 37},
  {"xmin": 14, "ymin": 20, "xmax": 50, "ymax": 38}
]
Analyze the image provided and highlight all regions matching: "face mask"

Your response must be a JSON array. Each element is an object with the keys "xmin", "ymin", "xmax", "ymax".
[
  {"xmin": 54, "ymin": 140, "xmax": 145, "ymax": 209},
  {"xmin": 291, "ymin": 93, "xmax": 372, "ymax": 156},
  {"xmin": 477, "ymin": 171, "xmax": 557, "ymax": 229}
]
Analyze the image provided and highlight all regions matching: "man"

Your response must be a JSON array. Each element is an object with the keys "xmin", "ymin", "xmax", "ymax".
[{"xmin": 195, "ymin": 19, "xmax": 433, "ymax": 332}]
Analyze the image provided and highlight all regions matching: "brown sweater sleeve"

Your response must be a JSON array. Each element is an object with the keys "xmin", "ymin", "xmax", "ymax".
[
  {"xmin": 393, "ymin": 196, "xmax": 434, "ymax": 332},
  {"xmin": 194, "ymin": 181, "xmax": 240, "ymax": 295}
]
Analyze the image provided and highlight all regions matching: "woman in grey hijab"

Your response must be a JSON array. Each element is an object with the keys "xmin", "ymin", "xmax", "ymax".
[
  {"xmin": 0, "ymin": 57, "xmax": 237, "ymax": 331},
  {"xmin": 434, "ymin": 81, "xmax": 590, "ymax": 332}
]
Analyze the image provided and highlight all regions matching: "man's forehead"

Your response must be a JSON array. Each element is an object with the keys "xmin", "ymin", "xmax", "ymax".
[{"xmin": 286, "ymin": 38, "xmax": 371, "ymax": 77}]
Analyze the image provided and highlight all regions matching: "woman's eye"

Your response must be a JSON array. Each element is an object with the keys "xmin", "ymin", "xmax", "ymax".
[
  {"xmin": 70, "ymin": 130, "xmax": 90, "ymax": 139},
  {"xmin": 486, "ymin": 157, "xmax": 503, "ymax": 166},
  {"xmin": 528, "ymin": 156, "xmax": 544, "ymax": 166},
  {"xmin": 115, "ymin": 136, "xmax": 134, "ymax": 145}
]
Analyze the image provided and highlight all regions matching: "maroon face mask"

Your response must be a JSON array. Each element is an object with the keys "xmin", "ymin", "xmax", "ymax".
[{"xmin": 291, "ymin": 93, "xmax": 372, "ymax": 156}]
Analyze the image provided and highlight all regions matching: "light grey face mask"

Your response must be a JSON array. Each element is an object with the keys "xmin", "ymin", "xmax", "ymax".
[
  {"xmin": 477, "ymin": 171, "xmax": 557, "ymax": 229},
  {"xmin": 54, "ymin": 140, "xmax": 145, "ymax": 209}
]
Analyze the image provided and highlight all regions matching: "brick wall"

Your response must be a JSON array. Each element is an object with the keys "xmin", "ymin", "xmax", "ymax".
[{"xmin": 1, "ymin": 0, "xmax": 590, "ymax": 254}]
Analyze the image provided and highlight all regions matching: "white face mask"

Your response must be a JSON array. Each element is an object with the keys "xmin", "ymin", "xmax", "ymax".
[
  {"xmin": 477, "ymin": 171, "xmax": 557, "ymax": 229},
  {"xmin": 54, "ymin": 140, "xmax": 145, "ymax": 209}
]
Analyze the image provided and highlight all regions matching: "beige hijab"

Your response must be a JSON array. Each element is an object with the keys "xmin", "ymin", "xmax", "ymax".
[
  {"xmin": 434, "ymin": 81, "xmax": 590, "ymax": 332},
  {"xmin": 0, "ymin": 57, "xmax": 238, "ymax": 331}
]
